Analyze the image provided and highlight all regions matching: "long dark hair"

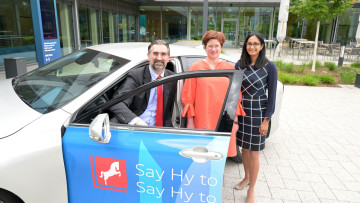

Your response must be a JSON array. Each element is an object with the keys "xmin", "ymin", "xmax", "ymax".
[{"xmin": 239, "ymin": 33, "xmax": 268, "ymax": 69}]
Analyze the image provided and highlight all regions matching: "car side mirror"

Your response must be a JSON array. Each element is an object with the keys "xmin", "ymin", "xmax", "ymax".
[{"xmin": 89, "ymin": 113, "xmax": 111, "ymax": 143}]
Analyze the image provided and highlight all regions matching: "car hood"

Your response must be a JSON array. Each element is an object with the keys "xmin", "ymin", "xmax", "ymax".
[{"xmin": 0, "ymin": 79, "xmax": 42, "ymax": 138}]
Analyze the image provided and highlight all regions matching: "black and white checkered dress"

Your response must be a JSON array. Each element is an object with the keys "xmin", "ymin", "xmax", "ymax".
[{"xmin": 235, "ymin": 61, "xmax": 278, "ymax": 151}]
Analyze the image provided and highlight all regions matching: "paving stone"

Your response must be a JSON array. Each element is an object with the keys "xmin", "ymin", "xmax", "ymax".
[
  {"xmin": 283, "ymin": 179, "xmax": 313, "ymax": 191},
  {"xmin": 321, "ymin": 174, "xmax": 347, "ymax": 190},
  {"xmin": 265, "ymin": 172, "xmax": 286, "ymax": 188},
  {"xmin": 297, "ymin": 191, "xmax": 321, "ymax": 202},
  {"xmin": 332, "ymin": 189, "xmax": 360, "ymax": 202},
  {"xmin": 222, "ymin": 187, "xmax": 234, "ymax": 200},
  {"xmin": 260, "ymin": 164, "xmax": 279, "ymax": 174},
  {"xmin": 340, "ymin": 161, "xmax": 360, "ymax": 174},
  {"xmin": 254, "ymin": 180, "xmax": 271, "ymax": 198},
  {"xmin": 310, "ymin": 182, "xmax": 336, "ymax": 200},
  {"xmin": 331, "ymin": 167, "xmax": 355, "ymax": 182},
  {"xmin": 269, "ymin": 188, "xmax": 300, "ymax": 201},
  {"xmin": 277, "ymin": 166, "xmax": 298, "ymax": 180},
  {"xmin": 289, "ymin": 160, "xmax": 309, "ymax": 173},
  {"xmin": 342, "ymin": 181, "xmax": 360, "ymax": 192}
]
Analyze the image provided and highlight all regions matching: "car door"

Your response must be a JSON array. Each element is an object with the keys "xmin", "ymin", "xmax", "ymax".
[{"xmin": 62, "ymin": 70, "xmax": 243, "ymax": 203}]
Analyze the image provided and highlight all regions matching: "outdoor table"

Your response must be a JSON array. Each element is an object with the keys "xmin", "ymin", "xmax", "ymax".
[{"xmin": 294, "ymin": 40, "xmax": 315, "ymax": 59}]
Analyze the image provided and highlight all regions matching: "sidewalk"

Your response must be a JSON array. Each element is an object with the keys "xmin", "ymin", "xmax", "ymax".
[{"xmin": 222, "ymin": 85, "xmax": 360, "ymax": 202}]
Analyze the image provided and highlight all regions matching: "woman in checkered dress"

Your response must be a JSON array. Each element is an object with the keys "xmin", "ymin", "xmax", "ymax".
[{"xmin": 234, "ymin": 33, "xmax": 278, "ymax": 203}]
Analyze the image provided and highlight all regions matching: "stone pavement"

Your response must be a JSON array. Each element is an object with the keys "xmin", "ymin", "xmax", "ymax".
[{"xmin": 222, "ymin": 85, "xmax": 360, "ymax": 203}]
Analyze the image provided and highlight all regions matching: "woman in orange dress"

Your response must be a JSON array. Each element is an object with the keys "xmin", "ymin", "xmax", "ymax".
[{"xmin": 181, "ymin": 30, "xmax": 245, "ymax": 156}]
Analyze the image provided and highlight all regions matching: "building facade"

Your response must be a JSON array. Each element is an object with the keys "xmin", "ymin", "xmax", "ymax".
[{"xmin": 0, "ymin": 0, "xmax": 359, "ymax": 69}]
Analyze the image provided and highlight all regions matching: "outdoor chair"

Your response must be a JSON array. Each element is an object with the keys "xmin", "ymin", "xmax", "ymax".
[
  {"xmin": 346, "ymin": 47, "xmax": 360, "ymax": 61},
  {"xmin": 329, "ymin": 43, "xmax": 341, "ymax": 60},
  {"xmin": 316, "ymin": 41, "xmax": 329, "ymax": 61}
]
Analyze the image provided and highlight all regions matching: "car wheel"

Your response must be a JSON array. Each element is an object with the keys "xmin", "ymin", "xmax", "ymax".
[
  {"xmin": 0, "ymin": 189, "xmax": 23, "ymax": 203},
  {"xmin": 229, "ymin": 145, "xmax": 242, "ymax": 163}
]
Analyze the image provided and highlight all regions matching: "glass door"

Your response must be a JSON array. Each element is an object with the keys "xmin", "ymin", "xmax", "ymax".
[{"xmin": 221, "ymin": 18, "xmax": 239, "ymax": 48}]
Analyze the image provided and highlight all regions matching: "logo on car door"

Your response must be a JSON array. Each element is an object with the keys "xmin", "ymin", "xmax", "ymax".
[{"xmin": 91, "ymin": 156, "xmax": 128, "ymax": 192}]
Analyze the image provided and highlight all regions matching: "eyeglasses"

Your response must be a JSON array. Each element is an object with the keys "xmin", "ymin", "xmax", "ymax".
[
  {"xmin": 152, "ymin": 52, "xmax": 168, "ymax": 57},
  {"xmin": 246, "ymin": 43, "xmax": 261, "ymax": 47}
]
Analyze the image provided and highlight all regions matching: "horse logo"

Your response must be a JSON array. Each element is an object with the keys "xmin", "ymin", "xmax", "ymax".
[{"xmin": 99, "ymin": 162, "xmax": 121, "ymax": 185}]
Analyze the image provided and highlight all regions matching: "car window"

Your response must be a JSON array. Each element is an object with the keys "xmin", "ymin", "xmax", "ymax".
[
  {"xmin": 14, "ymin": 49, "xmax": 129, "ymax": 114},
  {"xmin": 74, "ymin": 74, "xmax": 231, "ymax": 133},
  {"xmin": 180, "ymin": 56, "xmax": 235, "ymax": 72}
]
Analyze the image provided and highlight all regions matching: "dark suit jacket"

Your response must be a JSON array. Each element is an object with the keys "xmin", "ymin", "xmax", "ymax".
[{"xmin": 109, "ymin": 65, "xmax": 176, "ymax": 127}]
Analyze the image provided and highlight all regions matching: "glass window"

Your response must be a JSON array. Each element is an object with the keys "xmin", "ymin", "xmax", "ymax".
[
  {"xmin": 129, "ymin": 15, "xmax": 136, "ymax": 42},
  {"xmin": 0, "ymin": 0, "xmax": 36, "ymax": 69},
  {"xmin": 14, "ymin": 49, "xmax": 129, "ymax": 114},
  {"xmin": 57, "ymin": 3, "xmax": 75, "ymax": 56},
  {"xmin": 79, "ymin": 7, "xmax": 100, "ymax": 48},
  {"xmin": 162, "ymin": 6, "xmax": 188, "ymax": 42},
  {"xmin": 118, "ymin": 14, "xmax": 128, "ymax": 42},
  {"xmin": 139, "ymin": 6, "xmax": 161, "ymax": 42},
  {"xmin": 102, "ymin": 12, "xmax": 116, "ymax": 44},
  {"xmin": 337, "ymin": 8, "xmax": 360, "ymax": 45},
  {"xmin": 190, "ymin": 7, "xmax": 203, "ymax": 40},
  {"xmin": 242, "ymin": 7, "xmax": 275, "ymax": 40}
]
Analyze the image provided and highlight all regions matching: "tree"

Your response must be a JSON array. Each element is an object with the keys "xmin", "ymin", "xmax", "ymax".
[{"xmin": 289, "ymin": 0, "xmax": 354, "ymax": 72}]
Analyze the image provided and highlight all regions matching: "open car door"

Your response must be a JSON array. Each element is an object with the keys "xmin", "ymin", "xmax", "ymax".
[{"xmin": 62, "ymin": 70, "xmax": 243, "ymax": 202}]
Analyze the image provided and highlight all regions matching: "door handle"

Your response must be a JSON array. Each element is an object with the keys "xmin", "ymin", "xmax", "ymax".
[{"xmin": 179, "ymin": 146, "xmax": 223, "ymax": 163}]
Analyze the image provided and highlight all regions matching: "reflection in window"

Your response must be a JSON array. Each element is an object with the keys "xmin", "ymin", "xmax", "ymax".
[
  {"xmin": 57, "ymin": 3, "xmax": 74, "ymax": 56},
  {"xmin": 0, "ymin": 0, "xmax": 36, "ymax": 69},
  {"xmin": 162, "ymin": 6, "xmax": 188, "ymax": 42},
  {"xmin": 79, "ymin": 7, "xmax": 100, "ymax": 48},
  {"xmin": 139, "ymin": 6, "xmax": 161, "ymax": 42}
]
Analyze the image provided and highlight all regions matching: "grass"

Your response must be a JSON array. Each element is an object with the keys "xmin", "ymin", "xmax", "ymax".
[
  {"xmin": 340, "ymin": 71, "xmax": 357, "ymax": 84},
  {"xmin": 275, "ymin": 59, "xmax": 359, "ymax": 86},
  {"xmin": 302, "ymin": 74, "xmax": 320, "ymax": 86},
  {"xmin": 350, "ymin": 61, "xmax": 360, "ymax": 69},
  {"xmin": 324, "ymin": 62, "xmax": 337, "ymax": 71}
]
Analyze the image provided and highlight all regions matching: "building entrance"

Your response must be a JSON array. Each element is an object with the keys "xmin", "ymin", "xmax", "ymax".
[{"xmin": 221, "ymin": 18, "xmax": 239, "ymax": 48}]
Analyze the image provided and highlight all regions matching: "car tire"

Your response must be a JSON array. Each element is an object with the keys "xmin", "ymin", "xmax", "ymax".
[
  {"xmin": 229, "ymin": 145, "xmax": 242, "ymax": 163},
  {"xmin": 0, "ymin": 189, "xmax": 23, "ymax": 203}
]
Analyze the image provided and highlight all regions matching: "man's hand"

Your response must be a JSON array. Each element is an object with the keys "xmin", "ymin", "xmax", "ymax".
[{"xmin": 135, "ymin": 119, "xmax": 148, "ymax": 126}]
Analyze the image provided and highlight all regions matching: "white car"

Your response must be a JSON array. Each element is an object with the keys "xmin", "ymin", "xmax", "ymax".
[{"xmin": 0, "ymin": 43, "xmax": 283, "ymax": 203}]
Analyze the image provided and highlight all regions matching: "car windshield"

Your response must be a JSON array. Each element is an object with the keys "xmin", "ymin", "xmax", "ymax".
[{"xmin": 14, "ymin": 49, "xmax": 129, "ymax": 114}]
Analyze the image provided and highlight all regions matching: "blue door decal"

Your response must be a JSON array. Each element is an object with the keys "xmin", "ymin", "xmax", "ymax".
[{"xmin": 62, "ymin": 127, "xmax": 230, "ymax": 202}]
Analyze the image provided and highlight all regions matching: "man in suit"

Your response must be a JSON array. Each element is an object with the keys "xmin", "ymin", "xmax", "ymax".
[{"xmin": 109, "ymin": 40, "xmax": 176, "ymax": 127}]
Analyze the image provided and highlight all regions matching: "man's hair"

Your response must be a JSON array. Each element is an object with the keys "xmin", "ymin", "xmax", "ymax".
[{"xmin": 148, "ymin": 40, "xmax": 170, "ymax": 55}]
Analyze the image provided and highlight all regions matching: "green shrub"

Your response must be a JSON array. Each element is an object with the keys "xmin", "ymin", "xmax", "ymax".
[
  {"xmin": 350, "ymin": 62, "xmax": 360, "ymax": 69},
  {"xmin": 324, "ymin": 62, "xmax": 337, "ymax": 71},
  {"xmin": 319, "ymin": 74, "xmax": 336, "ymax": 84},
  {"xmin": 295, "ymin": 63, "xmax": 307, "ymax": 74},
  {"xmin": 306, "ymin": 60, "xmax": 322, "ymax": 68},
  {"xmin": 340, "ymin": 71, "xmax": 356, "ymax": 84},
  {"xmin": 283, "ymin": 62, "xmax": 295, "ymax": 73},
  {"xmin": 274, "ymin": 60, "xmax": 285, "ymax": 70},
  {"xmin": 302, "ymin": 74, "xmax": 320, "ymax": 86},
  {"xmin": 278, "ymin": 73, "xmax": 301, "ymax": 84}
]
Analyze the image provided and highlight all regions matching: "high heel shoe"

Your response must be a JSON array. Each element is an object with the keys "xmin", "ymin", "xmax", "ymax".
[{"xmin": 234, "ymin": 182, "xmax": 249, "ymax": 190}]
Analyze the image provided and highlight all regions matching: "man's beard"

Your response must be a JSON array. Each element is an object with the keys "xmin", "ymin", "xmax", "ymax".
[{"xmin": 151, "ymin": 59, "xmax": 165, "ymax": 70}]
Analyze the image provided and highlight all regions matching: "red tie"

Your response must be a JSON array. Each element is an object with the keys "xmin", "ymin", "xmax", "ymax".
[{"xmin": 155, "ymin": 75, "xmax": 163, "ymax": 126}]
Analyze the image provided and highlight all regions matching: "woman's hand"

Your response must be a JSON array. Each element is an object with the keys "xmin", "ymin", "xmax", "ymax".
[
  {"xmin": 187, "ymin": 117, "xmax": 195, "ymax": 129},
  {"xmin": 259, "ymin": 119, "xmax": 269, "ymax": 136}
]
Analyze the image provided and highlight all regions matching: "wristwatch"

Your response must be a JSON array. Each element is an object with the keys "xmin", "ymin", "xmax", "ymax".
[{"xmin": 264, "ymin": 117, "xmax": 271, "ymax": 121}]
